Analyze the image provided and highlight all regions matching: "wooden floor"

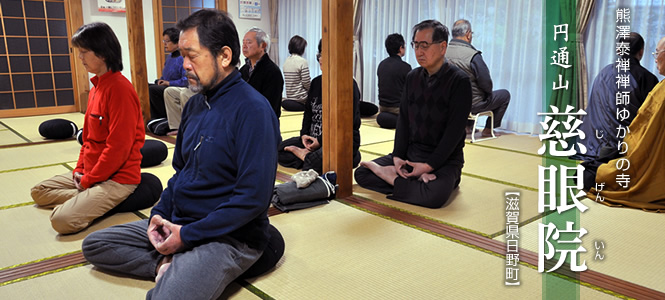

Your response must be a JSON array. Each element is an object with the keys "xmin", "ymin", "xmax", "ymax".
[{"xmin": 0, "ymin": 110, "xmax": 663, "ymax": 299}]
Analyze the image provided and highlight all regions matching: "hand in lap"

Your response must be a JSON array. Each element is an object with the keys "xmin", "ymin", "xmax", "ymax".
[
  {"xmin": 148, "ymin": 215, "xmax": 185, "ymax": 255},
  {"xmin": 403, "ymin": 161, "xmax": 434, "ymax": 178},
  {"xmin": 302, "ymin": 135, "xmax": 320, "ymax": 151}
]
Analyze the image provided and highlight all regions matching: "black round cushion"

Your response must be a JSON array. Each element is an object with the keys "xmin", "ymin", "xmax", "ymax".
[
  {"xmin": 376, "ymin": 111, "xmax": 398, "ymax": 129},
  {"xmin": 76, "ymin": 129, "xmax": 84, "ymax": 145},
  {"xmin": 39, "ymin": 119, "xmax": 78, "ymax": 140},
  {"xmin": 359, "ymin": 101, "xmax": 378, "ymax": 117},
  {"xmin": 106, "ymin": 173, "xmax": 163, "ymax": 215},
  {"xmin": 239, "ymin": 224, "xmax": 285, "ymax": 279},
  {"xmin": 140, "ymin": 140, "xmax": 168, "ymax": 168}
]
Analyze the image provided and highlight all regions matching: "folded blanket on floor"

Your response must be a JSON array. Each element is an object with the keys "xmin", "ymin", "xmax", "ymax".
[{"xmin": 272, "ymin": 174, "xmax": 337, "ymax": 212}]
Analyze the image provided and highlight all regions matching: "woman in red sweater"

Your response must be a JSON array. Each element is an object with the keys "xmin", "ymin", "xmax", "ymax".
[{"xmin": 31, "ymin": 22, "xmax": 145, "ymax": 234}]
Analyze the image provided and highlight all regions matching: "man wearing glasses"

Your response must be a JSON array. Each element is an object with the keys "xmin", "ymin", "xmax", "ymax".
[
  {"xmin": 446, "ymin": 19, "xmax": 510, "ymax": 138},
  {"xmin": 355, "ymin": 20, "xmax": 472, "ymax": 208}
]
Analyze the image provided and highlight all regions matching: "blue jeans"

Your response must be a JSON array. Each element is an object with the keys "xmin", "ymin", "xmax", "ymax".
[{"xmin": 82, "ymin": 219, "xmax": 262, "ymax": 300}]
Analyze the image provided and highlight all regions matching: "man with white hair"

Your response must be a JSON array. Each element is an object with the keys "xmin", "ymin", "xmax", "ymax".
[
  {"xmin": 240, "ymin": 27, "xmax": 284, "ymax": 118},
  {"xmin": 445, "ymin": 19, "xmax": 510, "ymax": 137}
]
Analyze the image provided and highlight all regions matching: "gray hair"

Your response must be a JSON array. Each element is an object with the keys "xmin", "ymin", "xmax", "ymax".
[
  {"xmin": 247, "ymin": 27, "xmax": 270, "ymax": 52},
  {"xmin": 451, "ymin": 19, "xmax": 471, "ymax": 38}
]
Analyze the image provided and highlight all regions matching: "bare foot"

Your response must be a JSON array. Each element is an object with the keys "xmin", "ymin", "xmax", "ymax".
[
  {"xmin": 360, "ymin": 161, "xmax": 398, "ymax": 185},
  {"xmin": 285, "ymin": 146, "xmax": 310, "ymax": 161},
  {"xmin": 155, "ymin": 255, "xmax": 173, "ymax": 283},
  {"xmin": 166, "ymin": 130, "xmax": 178, "ymax": 136}
]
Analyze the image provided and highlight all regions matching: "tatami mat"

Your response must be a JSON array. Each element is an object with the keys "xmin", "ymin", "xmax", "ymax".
[
  {"xmin": 247, "ymin": 201, "xmax": 614, "ymax": 299},
  {"xmin": 359, "ymin": 125, "xmax": 396, "ymax": 145},
  {"xmin": 352, "ymin": 173, "xmax": 539, "ymax": 236},
  {"xmin": 0, "ymin": 165, "xmax": 71, "ymax": 207},
  {"xmin": 467, "ymin": 133, "xmax": 542, "ymax": 155},
  {"xmin": 495, "ymin": 201, "xmax": 665, "ymax": 293},
  {"xmin": 279, "ymin": 114, "xmax": 304, "ymax": 133},
  {"xmin": 0, "ymin": 126, "xmax": 27, "ymax": 145},
  {"xmin": 463, "ymin": 145, "xmax": 540, "ymax": 190},
  {"xmin": 0, "ymin": 205, "xmax": 141, "ymax": 269},
  {"xmin": 0, "ymin": 264, "xmax": 260, "ymax": 300},
  {"xmin": 0, "ymin": 141, "xmax": 79, "ymax": 172},
  {"xmin": 0, "ymin": 112, "xmax": 84, "ymax": 143}
]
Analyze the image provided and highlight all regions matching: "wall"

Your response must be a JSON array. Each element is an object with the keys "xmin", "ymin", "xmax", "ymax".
[
  {"xmin": 227, "ymin": 0, "xmax": 273, "ymax": 67},
  {"xmin": 80, "ymin": 0, "xmax": 157, "ymax": 87},
  {"xmin": 78, "ymin": 1, "xmax": 274, "ymax": 85}
]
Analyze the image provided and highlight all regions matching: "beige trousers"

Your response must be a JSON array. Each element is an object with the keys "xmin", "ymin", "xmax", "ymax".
[
  {"xmin": 31, "ymin": 171, "xmax": 137, "ymax": 234},
  {"xmin": 165, "ymin": 86, "xmax": 196, "ymax": 130}
]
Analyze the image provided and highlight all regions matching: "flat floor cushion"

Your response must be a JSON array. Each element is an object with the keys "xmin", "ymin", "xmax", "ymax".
[
  {"xmin": 239, "ymin": 224, "xmax": 285, "ymax": 279},
  {"xmin": 39, "ymin": 119, "xmax": 78, "ymax": 140}
]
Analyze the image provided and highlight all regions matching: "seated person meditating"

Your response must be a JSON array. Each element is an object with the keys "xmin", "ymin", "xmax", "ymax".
[
  {"xmin": 278, "ymin": 39, "xmax": 361, "ymax": 175},
  {"xmin": 282, "ymin": 35, "xmax": 311, "ymax": 112},
  {"xmin": 577, "ymin": 32, "xmax": 658, "ymax": 159},
  {"xmin": 376, "ymin": 33, "xmax": 412, "ymax": 129},
  {"xmin": 585, "ymin": 35, "xmax": 665, "ymax": 212},
  {"xmin": 81, "ymin": 10, "xmax": 282, "ymax": 299},
  {"xmin": 30, "ymin": 22, "xmax": 147, "ymax": 234},
  {"xmin": 354, "ymin": 20, "xmax": 472, "ymax": 209},
  {"xmin": 149, "ymin": 27, "xmax": 188, "ymax": 120}
]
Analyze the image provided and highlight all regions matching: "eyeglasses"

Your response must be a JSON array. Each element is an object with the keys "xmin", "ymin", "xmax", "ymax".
[
  {"xmin": 163, "ymin": 40, "xmax": 172, "ymax": 44},
  {"xmin": 410, "ymin": 40, "xmax": 444, "ymax": 50},
  {"xmin": 653, "ymin": 49, "xmax": 664, "ymax": 59}
]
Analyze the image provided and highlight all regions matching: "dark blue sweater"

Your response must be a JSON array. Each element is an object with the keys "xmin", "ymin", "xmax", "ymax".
[
  {"xmin": 160, "ymin": 50, "xmax": 187, "ymax": 87},
  {"xmin": 151, "ymin": 70, "xmax": 280, "ymax": 250}
]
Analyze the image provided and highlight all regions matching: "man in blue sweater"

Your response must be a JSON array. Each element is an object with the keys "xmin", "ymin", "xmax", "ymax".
[{"xmin": 81, "ymin": 10, "xmax": 280, "ymax": 299}]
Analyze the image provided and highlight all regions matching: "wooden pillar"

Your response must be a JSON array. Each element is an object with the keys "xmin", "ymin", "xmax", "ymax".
[
  {"xmin": 322, "ymin": 0, "xmax": 354, "ymax": 198},
  {"xmin": 152, "ymin": 0, "xmax": 164, "ymax": 79},
  {"xmin": 217, "ymin": 0, "xmax": 228, "ymax": 11},
  {"xmin": 67, "ymin": 1, "xmax": 87, "ymax": 113},
  {"xmin": 125, "ymin": 1, "xmax": 150, "ymax": 124}
]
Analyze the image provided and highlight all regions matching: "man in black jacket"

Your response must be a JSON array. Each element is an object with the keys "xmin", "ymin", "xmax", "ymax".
[
  {"xmin": 376, "ymin": 33, "xmax": 412, "ymax": 129},
  {"xmin": 240, "ymin": 27, "xmax": 284, "ymax": 118},
  {"xmin": 355, "ymin": 20, "xmax": 472, "ymax": 208}
]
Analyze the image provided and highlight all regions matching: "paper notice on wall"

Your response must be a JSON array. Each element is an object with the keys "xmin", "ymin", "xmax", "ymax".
[
  {"xmin": 98, "ymin": 0, "xmax": 126, "ymax": 13},
  {"xmin": 239, "ymin": 0, "xmax": 261, "ymax": 19}
]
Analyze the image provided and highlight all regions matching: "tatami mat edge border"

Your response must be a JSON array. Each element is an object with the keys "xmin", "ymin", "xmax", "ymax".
[
  {"xmin": 0, "ymin": 202, "xmax": 34, "ymax": 210},
  {"xmin": 339, "ymin": 195, "xmax": 664, "ymax": 300},
  {"xmin": 0, "ymin": 121, "xmax": 31, "ymax": 144},
  {"xmin": 0, "ymin": 162, "xmax": 75, "ymax": 174},
  {"xmin": 0, "ymin": 252, "xmax": 87, "ymax": 286}
]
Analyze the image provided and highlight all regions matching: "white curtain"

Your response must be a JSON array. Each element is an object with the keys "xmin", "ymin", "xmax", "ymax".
[
  {"xmin": 277, "ymin": 0, "xmax": 322, "ymax": 80},
  {"xmin": 440, "ymin": 0, "xmax": 543, "ymax": 134},
  {"xmin": 585, "ymin": 0, "xmax": 665, "ymax": 93},
  {"xmin": 361, "ymin": 0, "xmax": 439, "ymax": 104}
]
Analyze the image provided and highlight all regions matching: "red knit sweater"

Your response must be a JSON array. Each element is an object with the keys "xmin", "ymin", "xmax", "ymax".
[{"xmin": 74, "ymin": 71, "xmax": 144, "ymax": 189}]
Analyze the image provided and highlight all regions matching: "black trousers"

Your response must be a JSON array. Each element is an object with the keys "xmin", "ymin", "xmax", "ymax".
[
  {"xmin": 278, "ymin": 136, "xmax": 361, "ymax": 175},
  {"xmin": 470, "ymin": 89, "xmax": 510, "ymax": 129},
  {"xmin": 354, "ymin": 154, "xmax": 461, "ymax": 208},
  {"xmin": 149, "ymin": 84, "xmax": 168, "ymax": 120},
  {"xmin": 281, "ymin": 100, "xmax": 306, "ymax": 112},
  {"xmin": 278, "ymin": 136, "xmax": 324, "ymax": 175}
]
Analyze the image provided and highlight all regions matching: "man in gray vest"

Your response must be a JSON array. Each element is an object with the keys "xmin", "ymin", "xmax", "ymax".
[{"xmin": 445, "ymin": 19, "xmax": 510, "ymax": 137}]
